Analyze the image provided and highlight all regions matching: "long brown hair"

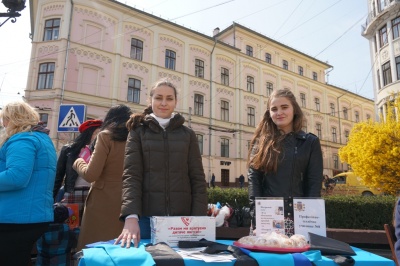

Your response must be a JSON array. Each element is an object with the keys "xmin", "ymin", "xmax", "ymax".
[
  {"xmin": 126, "ymin": 79, "xmax": 178, "ymax": 131},
  {"xmin": 247, "ymin": 88, "xmax": 304, "ymax": 172}
]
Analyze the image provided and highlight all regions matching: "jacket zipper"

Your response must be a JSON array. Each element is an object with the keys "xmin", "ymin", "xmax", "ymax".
[{"xmin": 163, "ymin": 130, "xmax": 170, "ymax": 216}]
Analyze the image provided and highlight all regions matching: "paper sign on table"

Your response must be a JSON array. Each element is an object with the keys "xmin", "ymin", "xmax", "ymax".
[
  {"xmin": 293, "ymin": 197, "xmax": 326, "ymax": 241},
  {"xmin": 255, "ymin": 197, "xmax": 285, "ymax": 236}
]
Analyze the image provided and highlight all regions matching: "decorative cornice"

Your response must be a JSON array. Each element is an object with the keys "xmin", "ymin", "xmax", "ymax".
[
  {"xmin": 243, "ymin": 63, "xmax": 258, "ymax": 73},
  {"xmin": 329, "ymin": 118, "xmax": 339, "ymax": 125},
  {"xmin": 216, "ymin": 87, "xmax": 234, "ymax": 96},
  {"xmin": 264, "ymin": 71, "xmax": 277, "ymax": 79},
  {"xmin": 70, "ymin": 48, "xmax": 112, "ymax": 64},
  {"xmin": 281, "ymin": 76, "xmax": 294, "ymax": 84},
  {"xmin": 190, "ymin": 46, "xmax": 210, "ymax": 57},
  {"xmin": 343, "ymin": 122, "xmax": 352, "ymax": 128},
  {"xmin": 216, "ymin": 55, "xmax": 234, "ymax": 66},
  {"xmin": 74, "ymin": 6, "xmax": 116, "ymax": 26},
  {"xmin": 38, "ymin": 45, "xmax": 59, "ymax": 56},
  {"xmin": 159, "ymin": 35, "xmax": 183, "ymax": 47},
  {"xmin": 43, "ymin": 3, "xmax": 64, "ymax": 13},
  {"xmin": 244, "ymin": 95, "xmax": 259, "ymax": 103},
  {"xmin": 189, "ymin": 80, "xmax": 209, "ymax": 90},
  {"xmin": 122, "ymin": 61, "xmax": 149, "ymax": 73},
  {"xmin": 124, "ymin": 24, "xmax": 151, "ymax": 36},
  {"xmin": 297, "ymin": 81, "xmax": 309, "ymax": 89},
  {"xmin": 158, "ymin": 72, "xmax": 181, "ymax": 82}
]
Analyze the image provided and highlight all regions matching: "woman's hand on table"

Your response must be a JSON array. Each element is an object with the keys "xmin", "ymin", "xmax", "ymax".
[{"xmin": 114, "ymin": 217, "xmax": 140, "ymax": 248}]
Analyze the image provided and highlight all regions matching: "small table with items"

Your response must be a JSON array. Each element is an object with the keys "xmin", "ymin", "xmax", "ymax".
[{"xmin": 76, "ymin": 239, "xmax": 395, "ymax": 266}]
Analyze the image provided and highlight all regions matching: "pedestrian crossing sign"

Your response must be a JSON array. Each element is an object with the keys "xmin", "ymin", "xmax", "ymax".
[{"xmin": 57, "ymin": 104, "xmax": 86, "ymax": 132}]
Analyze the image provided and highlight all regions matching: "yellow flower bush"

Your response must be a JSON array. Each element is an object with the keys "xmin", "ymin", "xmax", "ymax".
[{"xmin": 339, "ymin": 98, "xmax": 400, "ymax": 195}]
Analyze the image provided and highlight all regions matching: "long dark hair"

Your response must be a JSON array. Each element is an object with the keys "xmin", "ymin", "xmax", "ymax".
[
  {"xmin": 102, "ymin": 104, "xmax": 132, "ymax": 141},
  {"xmin": 247, "ymin": 88, "xmax": 304, "ymax": 172},
  {"xmin": 126, "ymin": 79, "xmax": 178, "ymax": 131}
]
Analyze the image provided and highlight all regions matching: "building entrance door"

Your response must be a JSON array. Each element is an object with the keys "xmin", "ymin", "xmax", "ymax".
[{"xmin": 221, "ymin": 169, "xmax": 230, "ymax": 186}]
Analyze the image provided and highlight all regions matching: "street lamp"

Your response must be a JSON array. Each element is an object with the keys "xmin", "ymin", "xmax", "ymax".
[{"xmin": 0, "ymin": 0, "xmax": 26, "ymax": 27}]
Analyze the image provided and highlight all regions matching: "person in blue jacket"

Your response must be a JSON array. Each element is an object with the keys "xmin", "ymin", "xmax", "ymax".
[
  {"xmin": 394, "ymin": 198, "xmax": 400, "ymax": 263},
  {"xmin": 0, "ymin": 101, "xmax": 57, "ymax": 266}
]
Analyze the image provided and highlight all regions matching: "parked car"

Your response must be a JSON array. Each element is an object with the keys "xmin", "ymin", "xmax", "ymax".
[{"xmin": 330, "ymin": 172, "xmax": 382, "ymax": 196}]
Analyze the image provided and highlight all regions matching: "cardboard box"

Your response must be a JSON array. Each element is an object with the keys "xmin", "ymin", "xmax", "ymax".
[{"xmin": 151, "ymin": 216, "xmax": 216, "ymax": 247}]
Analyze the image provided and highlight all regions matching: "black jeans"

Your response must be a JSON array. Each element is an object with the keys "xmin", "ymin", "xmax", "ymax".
[{"xmin": 0, "ymin": 222, "xmax": 49, "ymax": 266}]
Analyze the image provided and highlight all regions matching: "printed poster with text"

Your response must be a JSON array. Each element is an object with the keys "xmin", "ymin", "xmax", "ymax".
[
  {"xmin": 293, "ymin": 198, "xmax": 326, "ymax": 241},
  {"xmin": 255, "ymin": 197, "xmax": 285, "ymax": 236}
]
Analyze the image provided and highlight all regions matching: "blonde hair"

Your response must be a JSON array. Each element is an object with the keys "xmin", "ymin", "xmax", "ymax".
[{"xmin": 0, "ymin": 101, "xmax": 39, "ymax": 145}]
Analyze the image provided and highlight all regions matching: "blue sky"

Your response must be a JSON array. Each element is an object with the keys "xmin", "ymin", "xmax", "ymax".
[{"xmin": 0, "ymin": 0, "xmax": 373, "ymax": 107}]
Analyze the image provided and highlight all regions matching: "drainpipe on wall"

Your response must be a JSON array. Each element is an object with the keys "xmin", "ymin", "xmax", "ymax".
[
  {"xmin": 56, "ymin": 0, "xmax": 74, "ymax": 149},
  {"xmin": 208, "ymin": 29, "xmax": 219, "ymax": 187}
]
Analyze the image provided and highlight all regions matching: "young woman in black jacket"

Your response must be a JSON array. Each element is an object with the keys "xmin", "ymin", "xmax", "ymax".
[{"xmin": 247, "ymin": 88, "xmax": 323, "ymax": 236}]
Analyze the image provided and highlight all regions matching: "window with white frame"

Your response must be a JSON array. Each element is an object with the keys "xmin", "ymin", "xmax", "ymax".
[
  {"xmin": 247, "ymin": 107, "xmax": 255, "ymax": 126},
  {"xmin": 221, "ymin": 100, "xmax": 229, "ymax": 121},
  {"xmin": 298, "ymin": 66, "xmax": 303, "ymax": 76},
  {"xmin": 195, "ymin": 59, "xmax": 204, "ymax": 78},
  {"xmin": 382, "ymin": 61, "xmax": 392, "ymax": 86},
  {"xmin": 194, "ymin": 94, "xmax": 204, "ymax": 116},
  {"xmin": 300, "ymin": 93, "xmax": 306, "ymax": 108},
  {"xmin": 316, "ymin": 123, "xmax": 322, "ymax": 139},
  {"xmin": 196, "ymin": 134, "xmax": 203, "ymax": 155},
  {"xmin": 266, "ymin": 82, "xmax": 273, "ymax": 96},
  {"xmin": 43, "ymin": 18, "xmax": 60, "ymax": 41},
  {"xmin": 246, "ymin": 45, "xmax": 253, "ymax": 56},
  {"xmin": 221, "ymin": 67, "xmax": 229, "ymax": 86},
  {"xmin": 221, "ymin": 138, "xmax": 229, "ymax": 157},
  {"xmin": 331, "ymin": 127, "xmax": 337, "ymax": 143},
  {"xmin": 355, "ymin": 111, "xmax": 360, "ymax": 122},
  {"xmin": 265, "ymin": 53, "xmax": 271, "ymax": 63},
  {"xmin": 314, "ymin": 97, "xmax": 320, "ymax": 111},
  {"xmin": 37, "ymin": 62, "xmax": 55, "ymax": 89},
  {"xmin": 379, "ymin": 25, "xmax": 388, "ymax": 47},
  {"xmin": 330, "ymin": 103, "xmax": 335, "ymax": 116},
  {"xmin": 312, "ymin": 72, "xmax": 318, "ymax": 81},
  {"xmin": 282, "ymin": 60, "xmax": 288, "ymax": 70},
  {"xmin": 392, "ymin": 16, "xmax": 400, "ymax": 40},
  {"xmin": 165, "ymin": 49, "xmax": 176, "ymax": 70},
  {"xmin": 333, "ymin": 154, "xmax": 339, "ymax": 169},
  {"xmin": 127, "ymin": 78, "xmax": 141, "ymax": 103},
  {"xmin": 344, "ymin": 130, "xmax": 349, "ymax": 143},
  {"xmin": 396, "ymin": 56, "xmax": 400, "ymax": 81},
  {"xmin": 366, "ymin": 114, "xmax": 371, "ymax": 120},
  {"xmin": 130, "ymin": 38, "xmax": 143, "ymax": 61},
  {"xmin": 247, "ymin": 76, "xmax": 254, "ymax": 93},
  {"xmin": 343, "ymin": 107, "xmax": 348, "ymax": 120}
]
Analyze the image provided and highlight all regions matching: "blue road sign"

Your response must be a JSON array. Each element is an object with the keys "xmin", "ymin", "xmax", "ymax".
[{"xmin": 58, "ymin": 104, "xmax": 86, "ymax": 132}]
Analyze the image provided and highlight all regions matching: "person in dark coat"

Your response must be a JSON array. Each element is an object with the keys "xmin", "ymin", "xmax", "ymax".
[
  {"xmin": 247, "ymin": 88, "xmax": 323, "ymax": 236},
  {"xmin": 239, "ymin": 174, "xmax": 245, "ymax": 188},
  {"xmin": 211, "ymin": 173, "xmax": 216, "ymax": 188},
  {"xmin": 116, "ymin": 79, "xmax": 207, "ymax": 248}
]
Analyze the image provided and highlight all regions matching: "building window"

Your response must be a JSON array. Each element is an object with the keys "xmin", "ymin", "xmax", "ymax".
[
  {"xmin": 382, "ymin": 61, "xmax": 392, "ymax": 86},
  {"xmin": 298, "ymin": 66, "xmax": 303, "ymax": 76},
  {"xmin": 246, "ymin": 45, "xmax": 253, "ymax": 56},
  {"xmin": 330, "ymin": 103, "xmax": 335, "ymax": 116},
  {"xmin": 314, "ymin": 97, "xmax": 320, "ymax": 111},
  {"xmin": 377, "ymin": 69, "xmax": 381, "ymax": 90},
  {"xmin": 247, "ymin": 76, "xmax": 254, "ymax": 93},
  {"xmin": 39, "ymin": 113, "xmax": 49, "ymax": 127},
  {"xmin": 392, "ymin": 16, "xmax": 400, "ymax": 40},
  {"xmin": 130, "ymin": 38, "xmax": 143, "ymax": 61},
  {"xmin": 312, "ymin": 72, "xmax": 318, "ymax": 81},
  {"xmin": 165, "ymin": 49, "xmax": 176, "ymax": 70},
  {"xmin": 221, "ymin": 100, "xmax": 229, "ymax": 121},
  {"xmin": 43, "ymin": 18, "xmax": 60, "ymax": 41},
  {"xmin": 265, "ymin": 53, "xmax": 271, "ymax": 63},
  {"xmin": 379, "ymin": 25, "xmax": 388, "ymax": 47},
  {"xmin": 221, "ymin": 67, "xmax": 229, "ymax": 86},
  {"xmin": 221, "ymin": 138, "xmax": 229, "ymax": 158},
  {"xmin": 316, "ymin": 123, "xmax": 322, "ymax": 139},
  {"xmin": 37, "ymin": 63, "xmax": 55, "ymax": 89},
  {"xmin": 194, "ymin": 94, "xmax": 204, "ymax": 116},
  {"xmin": 266, "ymin": 82, "xmax": 273, "ymax": 96},
  {"xmin": 333, "ymin": 154, "xmax": 339, "ymax": 169},
  {"xmin": 300, "ymin": 93, "xmax": 306, "ymax": 108},
  {"xmin": 366, "ymin": 114, "xmax": 371, "ymax": 120},
  {"xmin": 344, "ymin": 130, "xmax": 349, "ymax": 143},
  {"xmin": 247, "ymin": 107, "xmax": 255, "ymax": 127},
  {"xmin": 195, "ymin": 59, "xmax": 204, "ymax": 78},
  {"xmin": 282, "ymin": 60, "xmax": 288, "ymax": 70},
  {"xmin": 331, "ymin": 127, "xmax": 337, "ymax": 143},
  {"xmin": 355, "ymin": 111, "xmax": 360, "ymax": 123},
  {"xmin": 196, "ymin": 134, "xmax": 203, "ymax": 155},
  {"xmin": 343, "ymin": 107, "xmax": 348, "ymax": 120},
  {"xmin": 127, "ymin": 78, "xmax": 141, "ymax": 103},
  {"xmin": 396, "ymin": 56, "xmax": 400, "ymax": 81}
]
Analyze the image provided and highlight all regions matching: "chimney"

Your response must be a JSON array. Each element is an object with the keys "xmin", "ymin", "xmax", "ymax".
[{"xmin": 213, "ymin": 27, "xmax": 220, "ymax": 37}]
